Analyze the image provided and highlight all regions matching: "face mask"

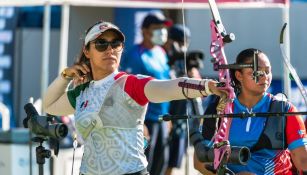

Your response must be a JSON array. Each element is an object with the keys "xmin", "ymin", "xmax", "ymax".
[{"xmin": 151, "ymin": 28, "xmax": 168, "ymax": 46}]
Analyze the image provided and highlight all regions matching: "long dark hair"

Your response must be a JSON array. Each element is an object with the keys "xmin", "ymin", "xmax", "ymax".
[
  {"xmin": 230, "ymin": 48, "xmax": 263, "ymax": 94},
  {"xmin": 74, "ymin": 21, "xmax": 105, "ymax": 80}
]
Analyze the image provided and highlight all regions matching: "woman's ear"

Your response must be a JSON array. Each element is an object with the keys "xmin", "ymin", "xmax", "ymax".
[
  {"xmin": 83, "ymin": 47, "xmax": 90, "ymax": 58},
  {"xmin": 235, "ymin": 70, "xmax": 243, "ymax": 82}
]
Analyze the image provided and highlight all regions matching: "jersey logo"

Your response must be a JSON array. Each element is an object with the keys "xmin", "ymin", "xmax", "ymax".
[{"xmin": 80, "ymin": 100, "xmax": 88, "ymax": 110}]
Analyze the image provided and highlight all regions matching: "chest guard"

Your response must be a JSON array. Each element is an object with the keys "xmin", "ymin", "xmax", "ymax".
[{"xmin": 251, "ymin": 94, "xmax": 290, "ymax": 152}]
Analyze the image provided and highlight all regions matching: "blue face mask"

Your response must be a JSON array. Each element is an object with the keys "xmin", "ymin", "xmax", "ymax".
[{"xmin": 151, "ymin": 28, "xmax": 168, "ymax": 46}]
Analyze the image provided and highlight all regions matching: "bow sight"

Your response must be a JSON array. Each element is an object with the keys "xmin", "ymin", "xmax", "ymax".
[{"xmin": 216, "ymin": 50, "xmax": 261, "ymax": 83}]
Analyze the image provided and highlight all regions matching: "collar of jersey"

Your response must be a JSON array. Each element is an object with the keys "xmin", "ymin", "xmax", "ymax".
[
  {"xmin": 91, "ymin": 69, "xmax": 119, "ymax": 87},
  {"xmin": 234, "ymin": 92, "xmax": 269, "ymax": 112}
]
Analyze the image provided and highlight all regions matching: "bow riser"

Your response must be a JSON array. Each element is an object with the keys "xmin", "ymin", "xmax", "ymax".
[
  {"xmin": 210, "ymin": 19, "xmax": 236, "ymax": 171},
  {"xmin": 210, "ymin": 21, "xmax": 235, "ymax": 101}
]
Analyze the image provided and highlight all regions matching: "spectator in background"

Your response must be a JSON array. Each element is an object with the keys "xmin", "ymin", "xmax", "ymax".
[
  {"xmin": 163, "ymin": 24, "xmax": 205, "ymax": 175},
  {"xmin": 164, "ymin": 24, "xmax": 204, "ymax": 79},
  {"xmin": 120, "ymin": 12, "xmax": 172, "ymax": 175}
]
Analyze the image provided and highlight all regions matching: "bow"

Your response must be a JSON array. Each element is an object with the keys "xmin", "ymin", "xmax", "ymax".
[
  {"xmin": 279, "ymin": 23, "xmax": 307, "ymax": 107},
  {"xmin": 175, "ymin": 0, "xmax": 252, "ymax": 174},
  {"xmin": 161, "ymin": 10, "xmax": 307, "ymax": 173},
  {"xmin": 207, "ymin": 0, "xmax": 235, "ymax": 173},
  {"xmin": 279, "ymin": 24, "xmax": 307, "ymax": 173}
]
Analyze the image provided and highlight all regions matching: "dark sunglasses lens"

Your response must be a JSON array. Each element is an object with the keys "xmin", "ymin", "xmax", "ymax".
[
  {"xmin": 111, "ymin": 41, "xmax": 122, "ymax": 49},
  {"xmin": 95, "ymin": 40, "xmax": 123, "ymax": 52},
  {"xmin": 95, "ymin": 40, "xmax": 109, "ymax": 52}
]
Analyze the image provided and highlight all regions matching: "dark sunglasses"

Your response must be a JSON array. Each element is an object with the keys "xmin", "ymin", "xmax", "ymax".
[{"xmin": 93, "ymin": 39, "xmax": 123, "ymax": 52}]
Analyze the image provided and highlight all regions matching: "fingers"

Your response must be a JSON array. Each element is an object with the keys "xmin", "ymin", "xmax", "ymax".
[
  {"xmin": 74, "ymin": 64, "xmax": 89, "ymax": 77},
  {"xmin": 216, "ymin": 93, "xmax": 228, "ymax": 113},
  {"xmin": 65, "ymin": 62, "xmax": 91, "ymax": 81},
  {"xmin": 78, "ymin": 62, "xmax": 91, "ymax": 75},
  {"xmin": 73, "ymin": 75, "xmax": 89, "ymax": 87},
  {"xmin": 208, "ymin": 81, "xmax": 228, "ymax": 97},
  {"xmin": 206, "ymin": 80, "xmax": 231, "ymax": 113}
]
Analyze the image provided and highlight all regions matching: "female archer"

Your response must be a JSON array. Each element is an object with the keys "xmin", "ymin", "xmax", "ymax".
[
  {"xmin": 42, "ymin": 20, "xmax": 227, "ymax": 175},
  {"xmin": 194, "ymin": 48, "xmax": 307, "ymax": 175}
]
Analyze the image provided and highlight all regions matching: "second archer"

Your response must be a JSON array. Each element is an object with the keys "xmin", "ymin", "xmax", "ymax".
[{"xmin": 195, "ymin": 48, "xmax": 307, "ymax": 175}]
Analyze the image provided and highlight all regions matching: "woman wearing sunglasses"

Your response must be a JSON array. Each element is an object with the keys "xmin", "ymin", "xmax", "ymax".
[{"xmin": 42, "ymin": 21, "xmax": 227, "ymax": 175}]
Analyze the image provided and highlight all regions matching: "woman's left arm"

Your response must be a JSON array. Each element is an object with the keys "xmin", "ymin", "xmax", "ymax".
[{"xmin": 144, "ymin": 77, "xmax": 226, "ymax": 103}]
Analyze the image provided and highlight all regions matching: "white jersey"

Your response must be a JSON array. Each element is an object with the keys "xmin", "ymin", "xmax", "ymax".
[{"xmin": 67, "ymin": 72, "xmax": 151, "ymax": 175}]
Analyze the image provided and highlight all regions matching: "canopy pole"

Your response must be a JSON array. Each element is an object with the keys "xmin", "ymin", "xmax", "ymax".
[
  {"xmin": 41, "ymin": 2, "xmax": 50, "ymax": 103},
  {"xmin": 59, "ymin": 3, "xmax": 70, "ymax": 73}
]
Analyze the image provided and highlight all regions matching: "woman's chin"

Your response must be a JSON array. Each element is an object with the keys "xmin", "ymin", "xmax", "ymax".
[{"xmin": 107, "ymin": 66, "xmax": 118, "ymax": 73}]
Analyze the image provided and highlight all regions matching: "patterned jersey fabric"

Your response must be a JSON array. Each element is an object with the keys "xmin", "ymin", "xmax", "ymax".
[{"xmin": 67, "ymin": 71, "xmax": 153, "ymax": 175}]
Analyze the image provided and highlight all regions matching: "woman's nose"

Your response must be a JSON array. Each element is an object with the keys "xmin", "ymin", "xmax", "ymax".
[{"xmin": 104, "ymin": 44, "xmax": 114, "ymax": 54}]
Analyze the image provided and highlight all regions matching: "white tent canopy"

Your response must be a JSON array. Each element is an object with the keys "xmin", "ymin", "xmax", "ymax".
[
  {"xmin": 0, "ymin": 0, "xmax": 286, "ymax": 8},
  {"xmin": 0, "ymin": 0, "xmax": 290, "ymax": 100}
]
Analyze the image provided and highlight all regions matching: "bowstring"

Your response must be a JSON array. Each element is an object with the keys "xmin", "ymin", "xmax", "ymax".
[
  {"xmin": 282, "ymin": 93, "xmax": 286, "ymax": 173},
  {"xmin": 282, "ymin": 10, "xmax": 287, "ymax": 173},
  {"xmin": 180, "ymin": 0, "xmax": 192, "ymax": 174},
  {"xmin": 181, "ymin": 0, "xmax": 187, "ymax": 77}
]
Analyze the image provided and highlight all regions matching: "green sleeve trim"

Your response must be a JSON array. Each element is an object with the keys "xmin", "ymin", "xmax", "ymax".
[{"xmin": 67, "ymin": 82, "xmax": 90, "ymax": 109}]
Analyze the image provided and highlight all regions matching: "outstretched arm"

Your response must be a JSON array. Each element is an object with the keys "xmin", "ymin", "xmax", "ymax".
[{"xmin": 144, "ymin": 77, "xmax": 227, "ymax": 103}]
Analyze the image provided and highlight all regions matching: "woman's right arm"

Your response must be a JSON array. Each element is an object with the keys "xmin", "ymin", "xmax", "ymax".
[
  {"xmin": 43, "ymin": 64, "xmax": 90, "ymax": 116},
  {"xmin": 42, "ymin": 75, "xmax": 75, "ymax": 116}
]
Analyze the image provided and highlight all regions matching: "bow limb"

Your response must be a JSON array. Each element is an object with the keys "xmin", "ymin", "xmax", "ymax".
[
  {"xmin": 279, "ymin": 23, "xmax": 307, "ymax": 172},
  {"xmin": 279, "ymin": 23, "xmax": 307, "ymax": 107},
  {"xmin": 208, "ymin": 0, "xmax": 236, "ymax": 172}
]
